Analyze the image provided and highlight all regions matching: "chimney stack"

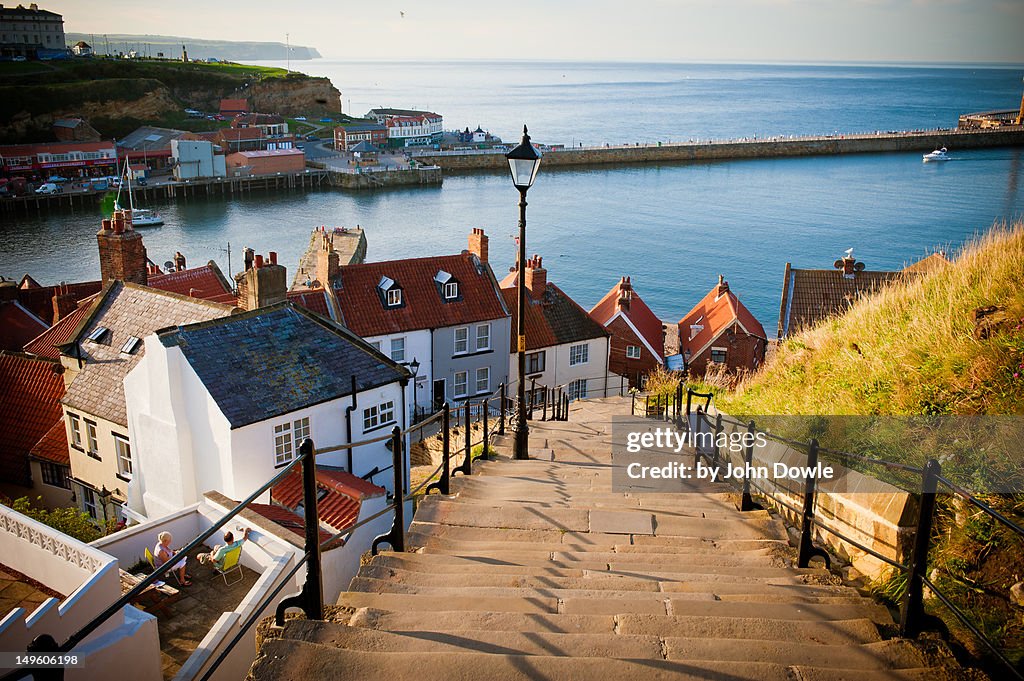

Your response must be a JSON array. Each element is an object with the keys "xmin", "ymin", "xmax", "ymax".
[
  {"xmin": 52, "ymin": 285, "xmax": 77, "ymax": 325},
  {"xmin": 617, "ymin": 276, "xmax": 633, "ymax": 310},
  {"xmin": 716, "ymin": 274, "xmax": 730, "ymax": 297},
  {"xmin": 468, "ymin": 228, "xmax": 488, "ymax": 264},
  {"xmin": 316, "ymin": 232, "xmax": 339, "ymax": 287},
  {"xmin": 235, "ymin": 251, "xmax": 287, "ymax": 310},
  {"xmin": 174, "ymin": 251, "xmax": 186, "ymax": 271},
  {"xmin": 243, "ymin": 247, "xmax": 255, "ymax": 271},
  {"xmin": 525, "ymin": 254, "xmax": 546, "ymax": 298},
  {"xmin": 97, "ymin": 208, "xmax": 148, "ymax": 286}
]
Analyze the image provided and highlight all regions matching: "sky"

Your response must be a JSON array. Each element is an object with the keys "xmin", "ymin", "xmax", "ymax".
[{"xmin": 47, "ymin": 0, "xmax": 1024, "ymax": 64}]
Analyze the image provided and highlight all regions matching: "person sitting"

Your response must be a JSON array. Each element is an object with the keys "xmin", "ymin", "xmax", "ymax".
[
  {"xmin": 199, "ymin": 527, "xmax": 251, "ymax": 570},
  {"xmin": 153, "ymin": 531, "xmax": 190, "ymax": 586}
]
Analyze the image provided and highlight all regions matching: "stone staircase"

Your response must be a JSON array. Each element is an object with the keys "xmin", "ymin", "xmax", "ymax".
[{"xmin": 250, "ymin": 397, "xmax": 972, "ymax": 680}]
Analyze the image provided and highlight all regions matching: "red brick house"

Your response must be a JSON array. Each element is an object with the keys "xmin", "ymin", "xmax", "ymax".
[
  {"xmin": 678, "ymin": 276, "xmax": 767, "ymax": 376},
  {"xmin": 590, "ymin": 277, "xmax": 664, "ymax": 388},
  {"xmin": 219, "ymin": 98, "xmax": 250, "ymax": 117}
]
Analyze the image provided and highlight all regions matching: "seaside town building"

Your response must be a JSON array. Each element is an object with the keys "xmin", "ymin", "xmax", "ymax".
[
  {"xmin": 0, "ymin": 3, "xmax": 65, "ymax": 59},
  {"xmin": 330, "ymin": 229, "xmax": 510, "ymax": 414},
  {"xmin": 333, "ymin": 122, "xmax": 389, "ymax": 151},
  {"xmin": 118, "ymin": 126, "xmax": 189, "ymax": 171},
  {"xmin": 170, "ymin": 138, "xmax": 227, "ymax": 180},
  {"xmin": 679, "ymin": 275, "xmax": 767, "ymax": 376},
  {"xmin": 52, "ymin": 117, "xmax": 100, "ymax": 142},
  {"xmin": 365, "ymin": 108, "xmax": 443, "ymax": 148},
  {"xmin": 0, "ymin": 140, "xmax": 117, "ymax": 179},
  {"xmin": 219, "ymin": 98, "xmax": 250, "ymax": 117},
  {"xmin": 590, "ymin": 276, "xmax": 665, "ymax": 388},
  {"xmin": 70, "ymin": 38, "xmax": 90, "ymax": 56},
  {"xmin": 499, "ymin": 255, "xmax": 614, "ymax": 401},
  {"xmin": 225, "ymin": 148, "xmax": 305, "ymax": 175},
  {"xmin": 232, "ymin": 113, "xmax": 289, "ymax": 137}
]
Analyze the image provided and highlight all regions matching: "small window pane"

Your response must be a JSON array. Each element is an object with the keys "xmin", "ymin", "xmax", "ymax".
[
  {"xmin": 475, "ymin": 367, "xmax": 489, "ymax": 394},
  {"xmin": 391, "ymin": 337, "xmax": 406, "ymax": 362},
  {"xmin": 454, "ymin": 371, "xmax": 468, "ymax": 397},
  {"xmin": 454, "ymin": 327, "xmax": 469, "ymax": 354},
  {"xmin": 476, "ymin": 324, "xmax": 490, "ymax": 351}
]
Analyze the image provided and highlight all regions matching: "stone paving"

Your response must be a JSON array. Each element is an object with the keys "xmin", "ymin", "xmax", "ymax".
[{"xmin": 0, "ymin": 563, "xmax": 63, "ymax": 616}]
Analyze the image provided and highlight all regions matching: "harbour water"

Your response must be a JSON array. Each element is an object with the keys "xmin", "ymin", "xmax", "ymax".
[{"xmin": 2, "ymin": 61, "xmax": 1022, "ymax": 332}]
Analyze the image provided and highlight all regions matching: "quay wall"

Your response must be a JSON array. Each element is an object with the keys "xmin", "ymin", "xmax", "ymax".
[
  {"xmin": 325, "ymin": 167, "xmax": 443, "ymax": 190},
  {"xmin": 413, "ymin": 127, "xmax": 1024, "ymax": 171}
]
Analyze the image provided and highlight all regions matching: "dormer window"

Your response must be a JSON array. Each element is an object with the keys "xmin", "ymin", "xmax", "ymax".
[
  {"xmin": 435, "ymin": 270, "xmax": 460, "ymax": 301},
  {"xmin": 387, "ymin": 288, "xmax": 402, "ymax": 306},
  {"xmin": 378, "ymin": 275, "xmax": 403, "ymax": 308},
  {"xmin": 444, "ymin": 281, "xmax": 458, "ymax": 299}
]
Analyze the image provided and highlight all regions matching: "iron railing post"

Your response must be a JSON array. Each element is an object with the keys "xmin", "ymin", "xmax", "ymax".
[
  {"xmin": 481, "ymin": 398, "xmax": 489, "ymax": 459},
  {"xmin": 900, "ymin": 458, "xmax": 941, "ymax": 636},
  {"xmin": 541, "ymin": 387, "xmax": 548, "ymax": 421},
  {"xmin": 453, "ymin": 403, "xmax": 472, "ymax": 476},
  {"xmin": 685, "ymin": 388, "xmax": 693, "ymax": 421},
  {"xmin": 739, "ymin": 420, "xmax": 757, "ymax": 511},
  {"xmin": 713, "ymin": 413, "xmax": 723, "ymax": 466},
  {"xmin": 425, "ymin": 404, "xmax": 450, "ymax": 495},
  {"xmin": 797, "ymin": 439, "xmax": 831, "ymax": 569},
  {"xmin": 275, "ymin": 438, "xmax": 323, "ymax": 623},
  {"xmin": 498, "ymin": 382, "xmax": 506, "ymax": 435},
  {"xmin": 529, "ymin": 378, "xmax": 537, "ymax": 420},
  {"xmin": 371, "ymin": 427, "xmax": 406, "ymax": 555}
]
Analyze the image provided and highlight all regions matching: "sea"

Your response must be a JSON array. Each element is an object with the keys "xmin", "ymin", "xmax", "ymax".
[{"xmin": 2, "ymin": 60, "xmax": 1023, "ymax": 334}]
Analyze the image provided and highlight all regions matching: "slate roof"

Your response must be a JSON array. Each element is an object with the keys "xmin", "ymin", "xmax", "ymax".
[
  {"xmin": 590, "ymin": 278, "xmax": 665, "ymax": 360},
  {"xmin": 61, "ymin": 282, "xmax": 233, "ymax": 427},
  {"xmin": 157, "ymin": 303, "xmax": 408, "ymax": 429},
  {"xmin": 349, "ymin": 141, "xmax": 380, "ymax": 153},
  {"xmin": 148, "ymin": 262, "xmax": 236, "ymax": 304},
  {"xmin": 334, "ymin": 253, "xmax": 508, "ymax": 337},
  {"xmin": 117, "ymin": 126, "xmax": 187, "ymax": 152},
  {"xmin": 0, "ymin": 354, "xmax": 66, "ymax": 487},
  {"xmin": 679, "ymin": 280, "xmax": 767, "ymax": 359},
  {"xmin": 30, "ymin": 420, "xmax": 69, "ymax": 465},
  {"xmin": 0, "ymin": 301, "xmax": 49, "ymax": 353},
  {"xmin": 23, "ymin": 296, "xmax": 97, "ymax": 359},
  {"xmin": 272, "ymin": 466, "xmax": 384, "ymax": 535},
  {"xmin": 499, "ymin": 284, "xmax": 608, "ymax": 353}
]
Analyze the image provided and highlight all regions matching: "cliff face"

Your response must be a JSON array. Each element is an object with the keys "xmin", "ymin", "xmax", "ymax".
[{"xmin": 239, "ymin": 77, "xmax": 341, "ymax": 116}]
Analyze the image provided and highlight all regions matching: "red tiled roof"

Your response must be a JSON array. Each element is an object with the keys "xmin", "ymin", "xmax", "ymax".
[
  {"xmin": 0, "ymin": 302, "xmax": 49, "ymax": 353},
  {"xmin": 148, "ymin": 263, "xmax": 236, "ymax": 304},
  {"xmin": 335, "ymin": 253, "xmax": 508, "ymax": 337},
  {"xmin": 590, "ymin": 278, "xmax": 665, "ymax": 359},
  {"xmin": 29, "ymin": 419, "xmax": 69, "ymax": 465},
  {"xmin": 0, "ymin": 354, "xmax": 66, "ymax": 487},
  {"xmin": 248, "ymin": 503, "xmax": 332, "ymax": 544},
  {"xmin": 0, "ymin": 141, "xmax": 115, "ymax": 156},
  {"xmin": 287, "ymin": 289, "xmax": 332, "ymax": 319},
  {"xmin": 217, "ymin": 127, "xmax": 265, "ymax": 141},
  {"xmin": 678, "ymin": 280, "xmax": 767, "ymax": 358},
  {"xmin": 272, "ymin": 467, "xmax": 384, "ymax": 534},
  {"xmin": 499, "ymin": 284, "xmax": 608, "ymax": 352},
  {"xmin": 219, "ymin": 99, "xmax": 249, "ymax": 112},
  {"xmin": 7, "ymin": 281, "xmax": 102, "ymax": 323},
  {"xmin": 229, "ymin": 149, "xmax": 302, "ymax": 158},
  {"xmin": 23, "ymin": 296, "xmax": 97, "ymax": 359}
]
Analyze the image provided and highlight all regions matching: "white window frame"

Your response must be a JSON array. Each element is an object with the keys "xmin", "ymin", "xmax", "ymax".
[
  {"xmin": 68, "ymin": 413, "xmax": 82, "ymax": 449},
  {"xmin": 475, "ymin": 367, "xmax": 490, "ymax": 394},
  {"xmin": 569, "ymin": 343, "xmax": 589, "ymax": 366},
  {"xmin": 453, "ymin": 370, "xmax": 469, "ymax": 398},
  {"xmin": 626, "ymin": 345, "xmax": 641, "ymax": 359},
  {"xmin": 292, "ymin": 416, "xmax": 311, "ymax": 449},
  {"xmin": 454, "ymin": 326, "xmax": 469, "ymax": 354},
  {"xmin": 475, "ymin": 323, "xmax": 490, "ymax": 351},
  {"xmin": 370, "ymin": 340, "xmax": 381, "ymax": 352},
  {"xmin": 444, "ymin": 281, "xmax": 458, "ymax": 299},
  {"xmin": 274, "ymin": 422, "xmax": 294, "ymax": 467},
  {"xmin": 362, "ymin": 401, "xmax": 395, "ymax": 431},
  {"xmin": 568, "ymin": 378, "xmax": 588, "ymax": 401},
  {"xmin": 386, "ymin": 288, "xmax": 402, "ymax": 306},
  {"xmin": 710, "ymin": 347, "xmax": 728, "ymax": 364},
  {"xmin": 114, "ymin": 434, "xmax": 132, "ymax": 479},
  {"xmin": 85, "ymin": 420, "xmax": 99, "ymax": 458},
  {"xmin": 82, "ymin": 486, "xmax": 98, "ymax": 520},
  {"xmin": 362, "ymin": 405, "xmax": 379, "ymax": 431},
  {"xmin": 390, "ymin": 337, "xmax": 406, "ymax": 362}
]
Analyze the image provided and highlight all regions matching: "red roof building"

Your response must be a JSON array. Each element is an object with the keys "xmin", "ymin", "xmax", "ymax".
[
  {"xmin": 270, "ymin": 467, "xmax": 385, "ymax": 545},
  {"xmin": 0, "ymin": 301, "xmax": 49, "ymax": 353},
  {"xmin": 148, "ymin": 261, "xmax": 236, "ymax": 304},
  {"xmin": 0, "ymin": 140, "xmax": 117, "ymax": 177},
  {"xmin": 287, "ymin": 288, "xmax": 335, "ymax": 320},
  {"xmin": 590, "ymin": 277, "xmax": 665, "ymax": 388},
  {"xmin": 0, "ymin": 353, "xmax": 66, "ymax": 490},
  {"xmin": 678, "ymin": 276, "xmax": 768, "ymax": 377},
  {"xmin": 219, "ymin": 99, "xmax": 250, "ymax": 116},
  {"xmin": 23, "ymin": 296, "xmax": 98, "ymax": 359},
  {"xmin": 0, "ymin": 279, "xmax": 102, "ymax": 326}
]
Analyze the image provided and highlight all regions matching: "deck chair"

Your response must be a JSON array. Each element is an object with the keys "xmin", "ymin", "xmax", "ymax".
[
  {"xmin": 214, "ymin": 545, "xmax": 243, "ymax": 586},
  {"xmin": 146, "ymin": 546, "xmax": 185, "ymax": 586}
]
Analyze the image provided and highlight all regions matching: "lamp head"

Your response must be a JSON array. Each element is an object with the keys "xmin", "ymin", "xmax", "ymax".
[{"xmin": 506, "ymin": 125, "xmax": 542, "ymax": 190}]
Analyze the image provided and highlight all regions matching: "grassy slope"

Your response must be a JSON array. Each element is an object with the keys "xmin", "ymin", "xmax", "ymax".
[{"xmin": 708, "ymin": 221, "xmax": 1024, "ymax": 417}]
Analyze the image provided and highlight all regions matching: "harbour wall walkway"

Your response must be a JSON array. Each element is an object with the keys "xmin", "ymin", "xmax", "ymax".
[{"xmin": 412, "ymin": 127, "xmax": 1024, "ymax": 171}]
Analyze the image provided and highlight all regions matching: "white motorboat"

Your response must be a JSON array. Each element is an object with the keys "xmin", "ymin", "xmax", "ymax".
[
  {"xmin": 922, "ymin": 147, "xmax": 950, "ymax": 163},
  {"xmin": 114, "ymin": 160, "xmax": 164, "ymax": 226}
]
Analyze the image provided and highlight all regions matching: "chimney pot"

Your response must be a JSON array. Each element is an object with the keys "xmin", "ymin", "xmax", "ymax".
[
  {"xmin": 255, "ymin": 254, "xmax": 264, "ymax": 268},
  {"xmin": 269, "ymin": 251, "xmax": 278, "ymax": 265}
]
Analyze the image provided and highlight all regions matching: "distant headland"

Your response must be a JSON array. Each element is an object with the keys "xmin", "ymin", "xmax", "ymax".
[{"xmin": 63, "ymin": 33, "xmax": 321, "ymax": 62}]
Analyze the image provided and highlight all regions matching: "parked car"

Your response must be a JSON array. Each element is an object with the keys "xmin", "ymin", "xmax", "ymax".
[
  {"xmin": 35, "ymin": 183, "xmax": 62, "ymax": 195},
  {"xmin": 47, "ymin": 175, "xmax": 68, "ymax": 183},
  {"xmin": 136, "ymin": 177, "xmax": 147, "ymax": 186},
  {"xmin": 294, "ymin": 116, "xmax": 307, "ymax": 121},
  {"xmin": 306, "ymin": 134, "xmax": 319, "ymax": 141},
  {"xmin": 318, "ymin": 118, "xmax": 333, "ymax": 123},
  {"xmin": 12, "ymin": 55, "xmax": 26, "ymax": 62},
  {"xmin": 214, "ymin": 114, "xmax": 225, "ymax": 121}
]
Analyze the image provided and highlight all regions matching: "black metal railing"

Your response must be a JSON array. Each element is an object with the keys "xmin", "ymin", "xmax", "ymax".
[{"xmin": 664, "ymin": 389, "xmax": 1024, "ymax": 681}]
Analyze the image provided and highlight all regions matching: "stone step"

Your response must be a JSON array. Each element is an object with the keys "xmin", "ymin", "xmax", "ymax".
[
  {"xmin": 413, "ymin": 547, "xmax": 788, "ymax": 568},
  {"xmin": 369, "ymin": 552, "xmax": 829, "ymax": 581},
  {"xmin": 356, "ymin": 564, "xmax": 861, "ymax": 597},
  {"xmin": 337, "ymin": 590, "xmax": 892, "ymax": 624},
  {"xmin": 347, "ymin": 607, "xmax": 884, "ymax": 645},
  {"xmin": 252, "ymin": 640, "xmax": 961, "ymax": 681},
  {"xmin": 405, "ymin": 533, "xmax": 783, "ymax": 556}
]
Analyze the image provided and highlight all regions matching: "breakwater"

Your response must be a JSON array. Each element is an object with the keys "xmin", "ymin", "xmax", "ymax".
[{"xmin": 412, "ymin": 127, "xmax": 1024, "ymax": 171}]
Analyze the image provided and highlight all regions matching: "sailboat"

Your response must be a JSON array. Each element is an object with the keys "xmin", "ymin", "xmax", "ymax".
[{"xmin": 114, "ymin": 159, "xmax": 164, "ymax": 227}]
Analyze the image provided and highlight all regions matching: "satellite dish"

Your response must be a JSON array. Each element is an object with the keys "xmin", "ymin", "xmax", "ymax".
[
  {"xmin": 854, "ymin": 262, "xmax": 866, "ymax": 272},
  {"xmin": 163, "ymin": 261, "xmax": 175, "ymax": 271},
  {"xmin": 833, "ymin": 260, "xmax": 844, "ymax": 269}
]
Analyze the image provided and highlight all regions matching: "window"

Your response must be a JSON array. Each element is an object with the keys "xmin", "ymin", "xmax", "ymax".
[
  {"xmin": 293, "ymin": 416, "xmax": 311, "ymax": 446},
  {"xmin": 390, "ymin": 337, "xmax": 406, "ymax": 362},
  {"xmin": 114, "ymin": 435, "xmax": 132, "ymax": 479},
  {"xmin": 454, "ymin": 370, "xmax": 468, "ymax": 397},
  {"xmin": 476, "ymin": 323, "xmax": 490, "ymax": 351},
  {"xmin": 526, "ymin": 351, "xmax": 545, "ymax": 374},
  {"xmin": 626, "ymin": 345, "xmax": 642, "ymax": 359},
  {"xmin": 40, "ymin": 462, "xmax": 70, "ymax": 489},
  {"xmin": 454, "ymin": 327, "xmax": 469, "ymax": 354},
  {"xmin": 85, "ymin": 420, "xmax": 99, "ymax": 459},
  {"xmin": 476, "ymin": 367, "xmax": 490, "ymax": 394},
  {"xmin": 370, "ymin": 340, "xmax": 381, "ymax": 352},
  {"xmin": 386, "ymin": 288, "xmax": 402, "ymax": 306},
  {"xmin": 444, "ymin": 281, "xmax": 458, "ymax": 299},
  {"xmin": 274, "ymin": 422, "xmax": 293, "ymax": 466},
  {"xmin": 568, "ymin": 379, "xmax": 588, "ymax": 401},
  {"xmin": 82, "ymin": 487, "xmax": 98, "ymax": 520},
  {"xmin": 68, "ymin": 413, "xmax": 83, "ymax": 450},
  {"xmin": 120, "ymin": 336, "xmax": 141, "ymax": 354},
  {"xmin": 86, "ymin": 326, "xmax": 109, "ymax": 343},
  {"xmin": 569, "ymin": 343, "xmax": 589, "ymax": 366},
  {"xmin": 710, "ymin": 348, "xmax": 727, "ymax": 364},
  {"xmin": 362, "ymin": 401, "xmax": 395, "ymax": 431}
]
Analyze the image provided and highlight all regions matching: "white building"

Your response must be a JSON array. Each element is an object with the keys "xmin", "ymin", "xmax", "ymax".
[
  {"xmin": 124, "ymin": 303, "xmax": 411, "ymax": 521},
  {"xmin": 364, "ymin": 108, "xmax": 443, "ymax": 148},
  {"xmin": 171, "ymin": 139, "xmax": 226, "ymax": 180},
  {"xmin": 500, "ymin": 255, "xmax": 615, "ymax": 401}
]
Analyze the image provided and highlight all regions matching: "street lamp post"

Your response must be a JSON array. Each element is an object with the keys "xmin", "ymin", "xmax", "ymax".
[
  {"xmin": 505, "ymin": 126, "xmax": 542, "ymax": 461},
  {"xmin": 402, "ymin": 358, "xmax": 421, "ymax": 420}
]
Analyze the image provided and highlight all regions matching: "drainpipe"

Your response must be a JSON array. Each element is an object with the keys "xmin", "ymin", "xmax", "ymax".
[{"xmin": 344, "ymin": 375, "xmax": 357, "ymax": 472}]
